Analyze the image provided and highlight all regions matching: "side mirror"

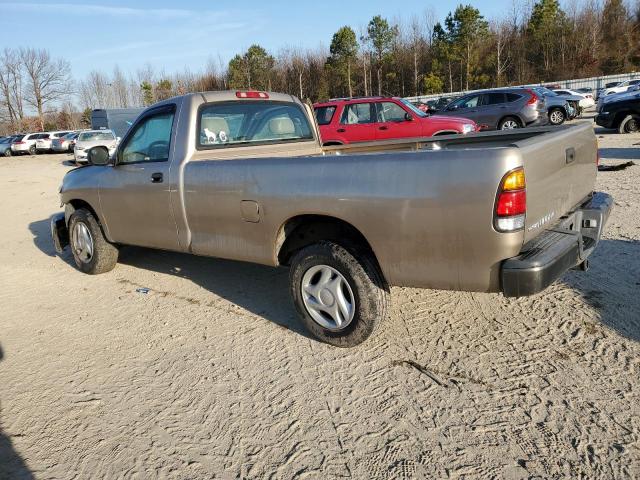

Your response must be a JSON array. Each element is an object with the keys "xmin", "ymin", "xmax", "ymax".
[
  {"xmin": 87, "ymin": 146, "xmax": 110, "ymax": 166},
  {"xmin": 405, "ymin": 112, "xmax": 414, "ymax": 121}
]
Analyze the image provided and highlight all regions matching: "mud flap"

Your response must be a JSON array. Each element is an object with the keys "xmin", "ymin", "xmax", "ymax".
[{"xmin": 51, "ymin": 212, "xmax": 69, "ymax": 254}]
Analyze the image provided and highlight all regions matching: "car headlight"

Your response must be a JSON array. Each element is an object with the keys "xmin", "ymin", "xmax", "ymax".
[{"xmin": 462, "ymin": 124, "xmax": 475, "ymax": 134}]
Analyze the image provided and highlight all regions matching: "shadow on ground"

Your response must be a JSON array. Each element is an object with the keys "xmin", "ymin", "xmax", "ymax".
[
  {"xmin": 117, "ymin": 247, "xmax": 312, "ymax": 339},
  {"xmin": 28, "ymin": 217, "xmax": 308, "ymax": 337},
  {"xmin": 0, "ymin": 344, "xmax": 34, "ymax": 480},
  {"xmin": 562, "ymin": 238, "xmax": 640, "ymax": 342},
  {"xmin": 599, "ymin": 147, "xmax": 640, "ymax": 160}
]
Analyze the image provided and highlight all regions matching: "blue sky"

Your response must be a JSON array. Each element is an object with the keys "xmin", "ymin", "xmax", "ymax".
[{"xmin": 0, "ymin": 0, "xmax": 507, "ymax": 79}]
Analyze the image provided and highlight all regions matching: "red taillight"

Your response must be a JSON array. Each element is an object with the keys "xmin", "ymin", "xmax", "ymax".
[
  {"xmin": 496, "ymin": 191, "xmax": 527, "ymax": 216},
  {"xmin": 236, "ymin": 91, "xmax": 269, "ymax": 99},
  {"xmin": 495, "ymin": 168, "xmax": 526, "ymax": 232},
  {"xmin": 524, "ymin": 89, "xmax": 538, "ymax": 105}
]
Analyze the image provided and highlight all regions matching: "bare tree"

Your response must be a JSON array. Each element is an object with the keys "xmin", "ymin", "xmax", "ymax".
[
  {"xmin": 0, "ymin": 48, "xmax": 25, "ymax": 127},
  {"xmin": 20, "ymin": 47, "xmax": 72, "ymax": 130}
]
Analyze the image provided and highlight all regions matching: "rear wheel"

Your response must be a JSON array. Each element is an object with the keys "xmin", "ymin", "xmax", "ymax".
[
  {"xmin": 549, "ymin": 108, "xmax": 566, "ymax": 125},
  {"xmin": 618, "ymin": 115, "xmax": 640, "ymax": 134},
  {"xmin": 498, "ymin": 116, "xmax": 521, "ymax": 130},
  {"xmin": 289, "ymin": 241, "xmax": 388, "ymax": 347},
  {"xmin": 28, "ymin": 145, "xmax": 36, "ymax": 155},
  {"xmin": 68, "ymin": 208, "xmax": 118, "ymax": 274}
]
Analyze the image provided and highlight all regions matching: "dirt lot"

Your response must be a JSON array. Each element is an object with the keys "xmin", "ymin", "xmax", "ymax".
[{"xmin": 0, "ymin": 122, "xmax": 638, "ymax": 479}]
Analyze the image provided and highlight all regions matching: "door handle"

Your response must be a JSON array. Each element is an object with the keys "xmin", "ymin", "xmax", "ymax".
[
  {"xmin": 337, "ymin": 128, "xmax": 346, "ymax": 133},
  {"xmin": 151, "ymin": 172, "xmax": 163, "ymax": 183},
  {"xmin": 379, "ymin": 126, "xmax": 388, "ymax": 130}
]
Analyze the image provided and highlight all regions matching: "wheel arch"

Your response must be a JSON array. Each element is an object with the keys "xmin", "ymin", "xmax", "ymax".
[
  {"xmin": 433, "ymin": 130, "xmax": 459, "ymax": 136},
  {"xmin": 65, "ymin": 199, "xmax": 113, "ymax": 242},
  {"xmin": 497, "ymin": 115, "xmax": 523, "ymax": 129},
  {"xmin": 274, "ymin": 214, "xmax": 384, "ymax": 278}
]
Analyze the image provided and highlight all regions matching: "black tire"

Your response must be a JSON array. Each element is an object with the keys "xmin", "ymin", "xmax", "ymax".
[
  {"xmin": 3, "ymin": 149, "xmax": 11, "ymax": 157},
  {"xmin": 498, "ymin": 116, "xmax": 521, "ymax": 130},
  {"xmin": 618, "ymin": 115, "xmax": 640, "ymax": 134},
  {"xmin": 28, "ymin": 145, "xmax": 36, "ymax": 155},
  {"xmin": 548, "ymin": 108, "xmax": 566, "ymax": 125},
  {"xmin": 68, "ymin": 208, "xmax": 118, "ymax": 274},
  {"xmin": 289, "ymin": 241, "xmax": 388, "ymax": 347}
]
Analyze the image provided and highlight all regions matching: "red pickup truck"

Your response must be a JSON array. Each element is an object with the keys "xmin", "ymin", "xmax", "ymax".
[{"xmin": 314, "ymin": 96, "xmax": 479, "ymax": 146}]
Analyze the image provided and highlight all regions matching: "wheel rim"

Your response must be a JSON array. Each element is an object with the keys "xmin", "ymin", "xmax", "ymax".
[
  {"xmin": 625, "ymin": 118, "xmax": 639, "ymax": 133},
  {"xmin": 550, "ymin": 110, "xmax": 564, "ymax": 124},
  {"xmin": 301, "ymin": 265, "xmax": 355, "ymax": 331},
  {"xmin": 72, "ymin": 222, "xmax": 93, "ymax": 263},
  {"xmin": 501, "ymin": 120, "xmax": 519, "ymax": 130}
]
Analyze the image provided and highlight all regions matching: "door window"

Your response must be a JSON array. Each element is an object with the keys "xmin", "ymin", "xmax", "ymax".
[
  {"xmin": 340, "ymin": 103, "xmax": 374, "ymax": 124},
  {"xmin": 450, "ymin": 95, "xmax": 481, "ymax": 109},
  {"xmin": 482, "ymin": 93, "xmax": 506, "ymax": 105},
  {"xmin": 121, "ymin": 109, "xmax": 174, "ymax": 164},
  {"xmin": 376, "ymin": 102, "xmax": 407, "ymax": 122}
]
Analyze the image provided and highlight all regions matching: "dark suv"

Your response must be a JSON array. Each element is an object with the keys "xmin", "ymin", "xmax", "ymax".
[{"xmin": 436, "ymin": 88, "xmax": 548, "ymax": 130}]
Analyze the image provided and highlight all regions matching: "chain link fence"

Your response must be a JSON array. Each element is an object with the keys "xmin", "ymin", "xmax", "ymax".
[{"xmin": 405, "ymin": 72, "xmax": 639, "ymax": 102}]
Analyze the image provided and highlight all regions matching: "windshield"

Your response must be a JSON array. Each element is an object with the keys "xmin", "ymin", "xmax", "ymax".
[
  {"xmin": 79, "ymin": 131, "xmax": 115, "ymax": 141},
  {"xmin": 400, "ymin": 99, "xmax": 427, "ymax": 117},
  {"xmin": 63, "ymin": 132, "xmax": 77, "ymax": 139},
  {"xmin": 0, "ymin": 137, "xmax": 11, "ymax": 144}
]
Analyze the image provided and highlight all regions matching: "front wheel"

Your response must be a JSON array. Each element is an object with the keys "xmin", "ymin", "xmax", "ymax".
[
  {"xmin": 3, "ymin": 149, "xmax": 11, "ymax": 157},
  {"xmin": 498, "ymin": 117, "xmax": 521, "ymax": 130},
  {"xmin": 549, "ymin": 108, "xmax": 566, "ymax": 125},
  {"xmin": 618, "ymin": 115, "xmax": 640, "ymax": 134},
  {"xmin": 289, "ymin": 241, "xmax": 388, "ymax": 347},
  {"xmin": 68, "ymin": 208, "xmax": 118, "ymax": 274},
  {"xmin": 28, "ymin": 145, "xmax": 36, "ymax": 155}
]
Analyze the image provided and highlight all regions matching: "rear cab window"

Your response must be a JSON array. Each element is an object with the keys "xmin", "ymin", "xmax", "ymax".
[
  {"xmin": 315, "ymin": 106, "xmax": 336, "ymax": 125},
  {"xmin": 198, "ymin": 101, "xmax": 313, "ymax": 149}
]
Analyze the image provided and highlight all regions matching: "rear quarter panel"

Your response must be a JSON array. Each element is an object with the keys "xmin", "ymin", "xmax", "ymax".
[{"xmin": 183, "ymin": 147, "xmax": 525, "ymax": 292}]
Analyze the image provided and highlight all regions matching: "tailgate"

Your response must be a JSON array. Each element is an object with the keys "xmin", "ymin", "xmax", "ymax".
[{"xmin": 516, "ymin": 123, "xmax": 598, "ymax": 243}]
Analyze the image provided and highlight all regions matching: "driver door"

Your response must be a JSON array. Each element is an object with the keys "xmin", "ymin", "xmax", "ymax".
[{"xmin": 98, "ymin": 104, "xmax": 180, "ymax": 250}]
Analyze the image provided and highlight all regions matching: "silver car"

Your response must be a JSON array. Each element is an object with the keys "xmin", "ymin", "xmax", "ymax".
[
  {"xmin": 437, "ymin": 88, "xmax": 548, "ymax": 130},
  {"xmin": 52, "ymin": 132, "xmax": 80, "ymax": 153},
  {"xmin": 74, "ymin": 130, "xmax": 118, "ymax": 164}
]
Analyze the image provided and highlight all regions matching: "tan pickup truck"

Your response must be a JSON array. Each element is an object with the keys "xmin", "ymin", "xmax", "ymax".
[{"xmin": 51, "ymin": 91, "xmax": 612, "ymax": 346}]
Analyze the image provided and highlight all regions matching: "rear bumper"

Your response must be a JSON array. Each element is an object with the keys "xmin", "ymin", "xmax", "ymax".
[{"xmin": 501, "ymin": 192, "xmax": 613, "ymax": 297}]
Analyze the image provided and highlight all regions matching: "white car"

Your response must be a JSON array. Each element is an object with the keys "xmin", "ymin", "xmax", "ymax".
[
  {"xmin": 553, "ymin": 89, "xmax": 595, "ymax": 109},
  {"xmin": 35, "ymin": 131, "xmax": 73, "ymax": 153},
  {"xmin": 74, "ymin": 130, "xmax": 118, "ymax": 164},
  {"xmin": 600, "ymin": 79, "xmax": 640, "ymax": 98},
  {"xmin": 11, "ymin": 132, "xmax": 48, "ymax": 155}
]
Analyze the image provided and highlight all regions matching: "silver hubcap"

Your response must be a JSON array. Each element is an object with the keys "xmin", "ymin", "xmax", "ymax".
[
  {"xmin": 72, "ymin": 222, "xmax": 93, "ymax": 263},
  {"xmin": 550, "ymin": 111, "xmax": 564, "ymax": 124},
  {"xmin": 501, "ymin": 120, "xmax": 519, "ymax": 130},
  {"xmin": 301, "ymin": 265, "xmax": 355, "ymax": 331}
]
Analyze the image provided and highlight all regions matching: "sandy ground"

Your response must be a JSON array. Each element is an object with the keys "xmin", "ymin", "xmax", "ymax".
[{"xmin": 0, "ymin": 121, "xmax": 638, "ymax": 479}]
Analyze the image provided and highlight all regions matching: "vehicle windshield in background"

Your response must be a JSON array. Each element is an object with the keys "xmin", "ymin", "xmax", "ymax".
[
  {"xmin": 400, "ymin": 99, "xmax": 428, "ymax": 117},
  {"xmin": 0, "ymin": 137, "xmax": 12, "ymax": 144},
  {"xmin": 79, "ymin": 131, "xmax": 115, "ymax": 141},
  {"xmin": 315, "ymin": 106, "xmax": 336, "ymax": 125},
  {"xmin": 12, "ymin": 135, "xmax": 24, "ymax": 142},
  {"xmin": 63, "ymin": 132, "xmax": 77, "ymax": 139},
  {"xmin": 199, "ymin": 102, "xmax": 313, "ymax": 148}
]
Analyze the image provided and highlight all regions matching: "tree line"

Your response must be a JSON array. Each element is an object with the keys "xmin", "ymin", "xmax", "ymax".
[{"xmin": 1, "ymin": 0, "xmax": 639, "ymax": 134}]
